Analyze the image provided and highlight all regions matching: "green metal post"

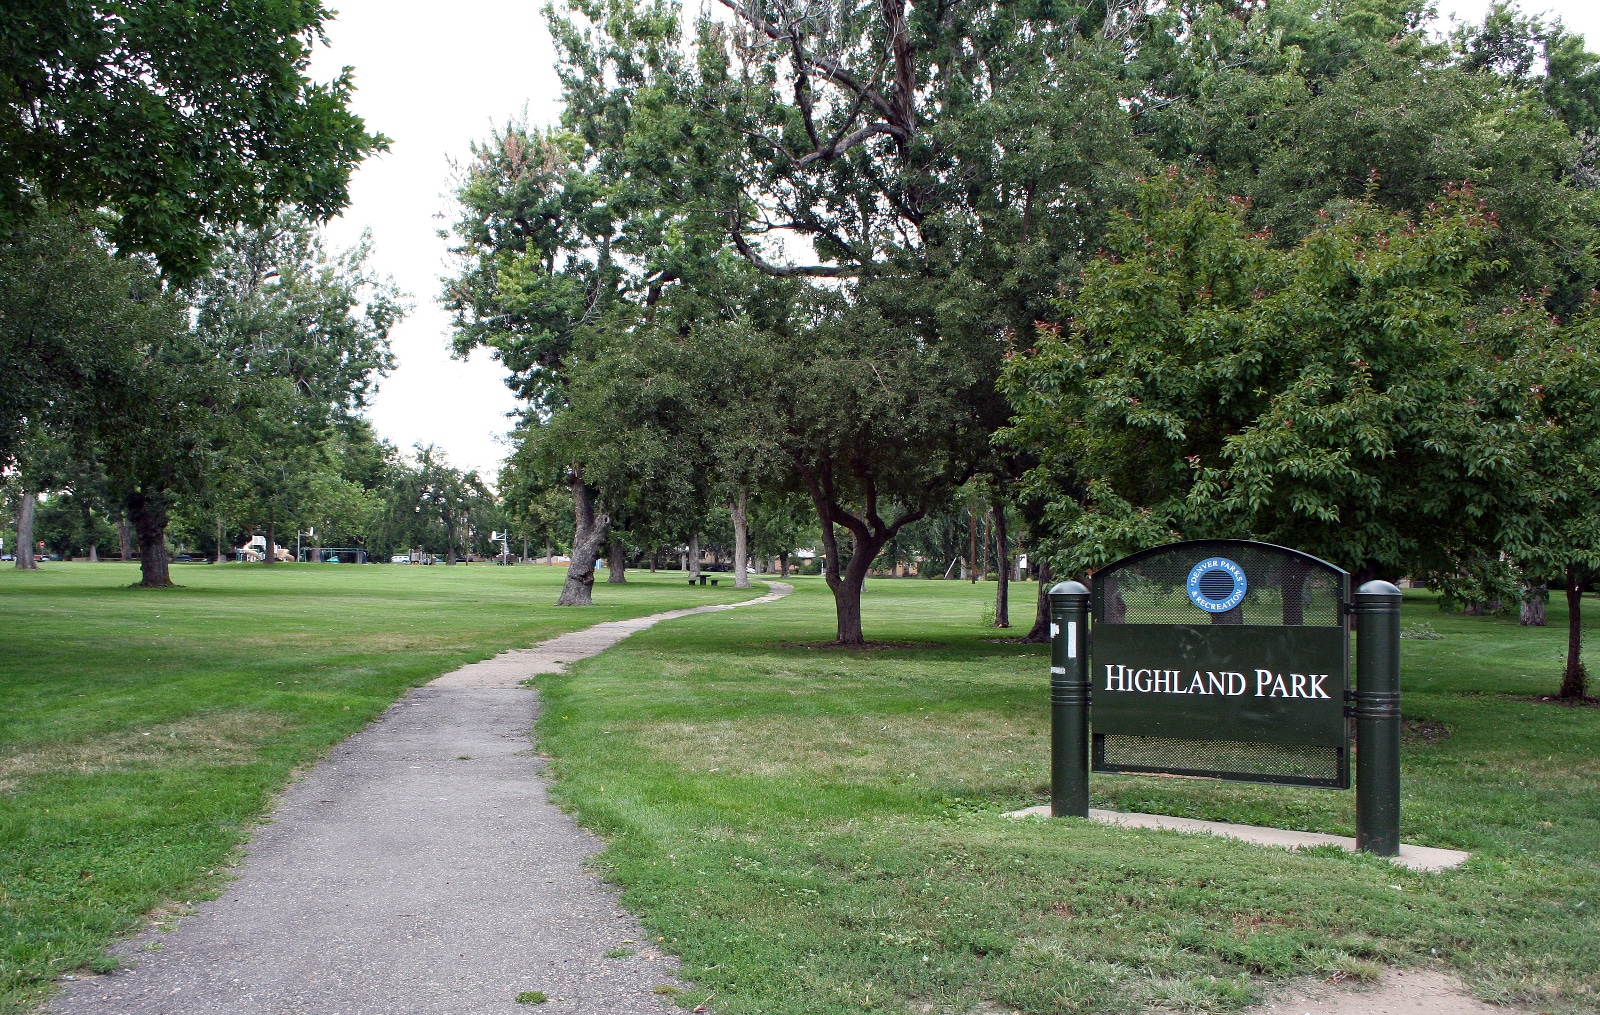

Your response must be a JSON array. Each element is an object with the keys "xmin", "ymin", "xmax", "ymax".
[
  {"xmin": 1354, "ymin": 579, "xmax": 1402, "ymax": 856},
  {"xmin": 1049, "ymin": 580, "xmax": 1091, "ymax": 818}
]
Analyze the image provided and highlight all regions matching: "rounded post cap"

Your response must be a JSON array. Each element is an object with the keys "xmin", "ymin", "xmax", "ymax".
[
  {"xmin": 1355, "ymin": 579, "xmax": 1403, "ymax": 599},
  {"xmin": 1049, "ymin": 580, "xmax": 1090, "ymax": 599}
]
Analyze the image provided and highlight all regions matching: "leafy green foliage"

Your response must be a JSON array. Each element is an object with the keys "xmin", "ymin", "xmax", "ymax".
[
  {"xmin": 442, "ymin": 123, "xmax": 616, "ymax": 408},
  {"xmin": 0, "ymin": 212, "xmax": 167, "ymax": 471},
  {"xmin": 1000, "ymin": 174, "xmax": 1516, "ymax": 578},
  {"xmin": 1, "ymin": 0, "xmax": 386, "ymax": 280}
]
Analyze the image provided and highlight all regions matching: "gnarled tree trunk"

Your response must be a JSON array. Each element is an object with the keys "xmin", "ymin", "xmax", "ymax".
[
  {"xmin": 1560, "ymin": 566, "xmax": 1588, "ymax": 699},
  {"xmin": 606, "ymin": 536, "xmax": 627, "ymax": 583},
  {"xmin": 556, "ymin": 469, "xmax": 609, "ymax": 606},
  {"xmin": 127, "ymin": 489, "xmax": 173, "ymax": 588},
  {"xmin": 731, "ymin": 489, "xmax": 751, "ymax": 589},
  {"xmin": 1023, "ymin": 558, "xmax": 1052, "ymax": 643},
  {"xmin": 14, "ymin": 491, "xmax": 38, "ymax": 569},
  {"xmin": 992, "ymin": 499, "xmax": 1009, "ymax": 627}
]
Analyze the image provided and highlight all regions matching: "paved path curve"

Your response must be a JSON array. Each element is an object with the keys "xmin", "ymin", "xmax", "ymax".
[{"xmin": 48, "ymin": 582, "xmax": 792, "ymax": 1015}]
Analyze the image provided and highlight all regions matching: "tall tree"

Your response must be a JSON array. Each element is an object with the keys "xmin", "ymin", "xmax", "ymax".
[
  {"xmin": 442, "ymin": 123, "xmax": 627, "ymax": 604},
  {"xmin": 1484, "ymin": 300, "xmax": 1600, "ymax": 700},
  {"xmin": 96, "ymin": 305, "xmax": 231, "ymax": 588},
  {"xmin": 192, "ymin": 214, "xmax": 402, "ymax": 562}
]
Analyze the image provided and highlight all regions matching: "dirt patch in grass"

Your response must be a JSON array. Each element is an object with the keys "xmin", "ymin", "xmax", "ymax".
[
  {"xmin": 0, "ymin": 712, "xmax": 290, "ymax": 791},
  {"xmin": 780, "ymin": 640, "xmax": 945, "ymax": 651},
  {"xmin": 1400, "ymin": 719, "xmax": 1453, "ymax": 746}
]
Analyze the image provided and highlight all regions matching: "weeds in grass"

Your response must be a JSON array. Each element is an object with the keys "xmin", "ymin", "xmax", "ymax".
[{"xmin": 1401, "ymin": 622, "xmax": 1445, "ymax": 640}]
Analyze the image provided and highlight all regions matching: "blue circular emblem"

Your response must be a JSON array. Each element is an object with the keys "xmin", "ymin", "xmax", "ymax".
[{"xmin": 1186, "ymin": 557, "xmax": 1247, "ymax": 613}]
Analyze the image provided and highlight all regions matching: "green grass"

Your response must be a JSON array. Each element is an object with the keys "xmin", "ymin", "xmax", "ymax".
[
  {"xmin": 537, "ymin": 578, "xmax": 1600, "ymax": 1014},
  {"xmin": 0, "ymin": 562, "xmax": 756, "ymax": 1015}
]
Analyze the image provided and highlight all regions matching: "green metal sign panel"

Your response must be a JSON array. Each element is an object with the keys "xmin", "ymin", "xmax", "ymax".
[{"xmin": 1088, "ymin": 540, "xmax": 1351, "ymax": 788}]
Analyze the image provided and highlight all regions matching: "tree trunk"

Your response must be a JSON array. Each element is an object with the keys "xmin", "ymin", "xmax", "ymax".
[
  {"xmin": 89, "ymin": 542, "xmax": 99, "ymax": 563},
  {"xmin": 264, "ymin": 521, "xmax": 276, "ymax": 565},
  {"xmin": 127, "ymin": 489, "xmax": 173, "ymax": 588},
  {"xmin": 731, "ymin": 489, "xmax": 751, "ymax": 589},
  {"xmin": 556, "ymin": 470, "xmax": 610, "ymax": 606},
  {"xmin": 968, "ymin": 503, "xmax": 977, "ymax": 583},
  {"xmin": 992, "ymin": 499, "xmax": 1010, "ymax": 628},
  {"xmin": 215, "ymin": 516, "xmax": 225, "ymax": 564},
  {"xmin": 606, "ymin": 536, "xmax": 627, "ymax": 583},
  {"xmin": 1559, "ymin": 566, "xmax": 1588, "ymax": 699},
  {"xmin": 650, "ymin": 546, "xmax": 658, "ymax": 572},
  {"xmin": 1282, "ymin": 556, "xmax": 1312, "ymax": 625},
  {"xmin": 1023, "ymin": 558, "xmax": 1053, "ymax": 643},
  {"xmin": 779, "ymin": 551, "xmax": 790, "ymax": 578},
  {"xmin": 982, "ymin": 508, "xmax": 991, "ymax": 578},
  {"xmin": 827, "ymin": 527, "xmax": 886, "ymax": 644},
  {"xmin": 115, "ymin": 514, "xmax": 133, "ymax": 561},
  {"xmin": 14, "ymin": 491, "xmax": 38, "ymax": 569},
  {"xmin": 1520, "ymin": 583, "xmax": 1548, "ymax": 627},
  {"xmin": 688, "ymin": 532, "xmax": 701, "ymax": 580}
]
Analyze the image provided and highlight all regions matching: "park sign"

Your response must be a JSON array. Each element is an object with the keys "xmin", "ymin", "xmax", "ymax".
[
  {"xmin": 1088, "ymin": 540, "xmax": 1350, "ymax": 788},
  {"xmin": 1045, "ymin": 539, "xmax": 1409, "ymax": 858}
]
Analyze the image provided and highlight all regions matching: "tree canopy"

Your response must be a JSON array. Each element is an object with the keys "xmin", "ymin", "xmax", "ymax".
[{"xmin": 1, "ymin": 0, "xmax": 386, "ymax": 279}]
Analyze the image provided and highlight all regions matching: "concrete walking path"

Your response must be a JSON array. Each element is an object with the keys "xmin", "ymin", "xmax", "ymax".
[{"xmin": 48, "ymin": 582, "xmax": 792, "ymax": 1015}]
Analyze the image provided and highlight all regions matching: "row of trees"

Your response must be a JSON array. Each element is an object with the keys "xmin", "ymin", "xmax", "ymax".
[{"xmin": 441, "ymin": 0, "xmax": 1600, "ymax": 695}]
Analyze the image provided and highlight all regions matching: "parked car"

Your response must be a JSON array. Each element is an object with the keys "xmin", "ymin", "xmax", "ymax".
[{"xmin": 391, "ymin": 554, "xmax": 410, "ymax": 564}]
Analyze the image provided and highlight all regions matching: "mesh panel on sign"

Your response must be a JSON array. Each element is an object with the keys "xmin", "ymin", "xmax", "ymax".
[
  {"xmin": 1091, "ymin": 542, "xmax": 1344, "ymax": 627},
  {"xmin": 1095, "ymin": 734, "xmax": 1345, "ymax": 786}
]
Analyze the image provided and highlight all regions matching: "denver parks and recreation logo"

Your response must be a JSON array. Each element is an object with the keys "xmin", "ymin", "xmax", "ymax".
[{"xmin": 1185, "ymin": 557, "xmax": 1247, "ymax": 613}]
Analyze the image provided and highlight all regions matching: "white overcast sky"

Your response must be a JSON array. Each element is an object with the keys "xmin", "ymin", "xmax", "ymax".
[{"xmin": 309, "ymin": 0, "xmax": 1600, "ymax": 480}]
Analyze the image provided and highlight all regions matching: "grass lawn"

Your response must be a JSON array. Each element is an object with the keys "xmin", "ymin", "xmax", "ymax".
[
  {"xmin": 539, "ymin": 577, "xmax": 1600, "ymax": 1014},
  {"xmin": 0, "ymin": 562, "xmax": 757, "ymax": 1015}
]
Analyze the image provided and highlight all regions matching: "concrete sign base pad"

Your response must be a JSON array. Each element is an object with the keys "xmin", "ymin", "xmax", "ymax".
[{"xmin": 1002, "ymin": 806, "xmax": 1469, "ymax": 872}]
